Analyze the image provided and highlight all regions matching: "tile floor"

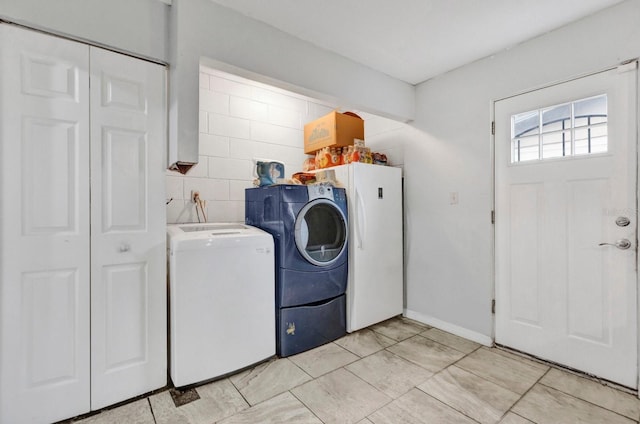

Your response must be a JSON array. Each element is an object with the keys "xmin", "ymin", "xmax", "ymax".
[{"xmin": 67, "ymin": 316, "xmax": 640, "ymax": 424}]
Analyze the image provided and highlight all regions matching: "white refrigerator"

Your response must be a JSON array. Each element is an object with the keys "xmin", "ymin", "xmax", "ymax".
[{"xmin": 332, "ymin": 162, "xmax": 404, "ymax": 332}]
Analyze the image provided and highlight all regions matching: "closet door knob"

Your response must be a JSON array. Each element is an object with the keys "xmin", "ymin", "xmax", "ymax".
[{"xmin": 119, "ymin": 243, "xmax": 131, "ymax": 253}]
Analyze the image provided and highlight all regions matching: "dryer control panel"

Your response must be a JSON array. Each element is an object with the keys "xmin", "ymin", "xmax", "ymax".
[{"xmin": 307, "ymin": 183, "xmax": 335, "ymax": 201}]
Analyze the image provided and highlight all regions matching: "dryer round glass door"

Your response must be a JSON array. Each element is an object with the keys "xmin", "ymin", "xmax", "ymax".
[{"xmin": 294, "ymin": 199, "xmax": 347, "ymax": 266}]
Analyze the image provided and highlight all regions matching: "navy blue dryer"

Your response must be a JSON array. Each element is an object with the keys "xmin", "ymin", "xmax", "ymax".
[{"xmin": 245, "ymin": 184, "xmax": 348, "ymax": 357}]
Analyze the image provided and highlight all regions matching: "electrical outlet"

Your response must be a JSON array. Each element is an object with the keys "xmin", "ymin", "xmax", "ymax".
[{"xmin": 191, "ymin": 190, "xmax": 200, "ymax": 203}]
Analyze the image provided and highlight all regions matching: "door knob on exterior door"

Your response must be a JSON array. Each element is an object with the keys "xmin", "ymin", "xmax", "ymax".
[
  {"xmin": 615, "ymin": 216, "xmax": 631, "ymax": 227},
  {"xmin": 599, "ymin": 239, "xmax": 632, "ymax": 250}
]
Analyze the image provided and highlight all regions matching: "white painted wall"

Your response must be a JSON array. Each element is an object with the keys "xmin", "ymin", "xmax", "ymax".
[
  {"xmin": 166, "ymin": 67, "xmax": 408, "ymax": 224},
  {"xmin": 405, "ymin": 0, "xmax": 640, "ymax": 340},
  {"xmin": 0, "ymin": 0, "xmax": 169, "ymax": 62}
]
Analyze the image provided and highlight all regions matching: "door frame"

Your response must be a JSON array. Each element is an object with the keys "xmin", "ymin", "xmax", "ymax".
[{"xmin": 490, "ymin": 61, "xmax": 640, "ymax": 392}]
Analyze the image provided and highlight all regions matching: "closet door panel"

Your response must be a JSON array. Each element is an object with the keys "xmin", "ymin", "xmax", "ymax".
[
  {"xmin": 101, "ymin": 263, "xmax": 148, "ymax": 368},
  {"xmin": 22, "ymin": 118, "xmax": 80, "ymax": 233},
  {"xmin": 101, "ymin": 128, "xmax": 147, "ymax": 231},
  {"xmin": 89, "ymin": 47, "xmax": 167, "ymax": 410},
  {"xmin": 0, "ymin": 24, "xmax": 91, "ymax": 424}
]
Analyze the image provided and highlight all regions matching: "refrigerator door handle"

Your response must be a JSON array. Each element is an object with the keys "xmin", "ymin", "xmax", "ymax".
[{"xmin": 355, "ymin": 187, "xmax": 366, "ymax": 249}]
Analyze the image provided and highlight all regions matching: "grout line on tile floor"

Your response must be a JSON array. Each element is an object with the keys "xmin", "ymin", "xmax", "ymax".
[
  {"xmin": 230, "ymin": 384, "xmax": 252, "ymax": 411},
  {"xmin": 287, "ymin": 389, "xmax": 326, "ymax": 424},
  {"xmin": 413, "ymin": 350, "xmax": 517, "ymax": 424},
  {"xmin": 416, "ymin": 388, "xmax": 485, "ymax": 424},
  {"xmin": 496, "ymin": 364, "xmax": 552, "ymax": 424},
  {"xmin": 349, "ymin": 372, "xmax": 399, "ymax": 424},
  {"xmin": 415, "ymin": 330, "xmax": 484, "ymax": 355},
  {"xmin": 286, "ymin": 355, "xmax": 316, "ymax": 381},
  {"xmin": 442, "ymin": 346, "xmax": 486, "ymax": 378},
  {"xmin": 147, "ymin": 397, "xmax": 158, "ymax": 424},
  {"xmin": 342, "ymin": 365, "xmax": 397, "ymax": 404},
  {"xmin": 417, "ymin": 332, "xmax": 484, "ymax": 357},
  {"xmin": 536, "ymin": 381, "xmax": 640, "ymax": 423},
  {"xmin": 541, "ymin": 384, "xmax": 640, "ymax": 423},
  {"xmin": 496, "ymin": 343, "xmax": 638, "ymax": 396},
  {"xmin": 503, "ymin": 410, "xmax": 534, "ymax": 423}
]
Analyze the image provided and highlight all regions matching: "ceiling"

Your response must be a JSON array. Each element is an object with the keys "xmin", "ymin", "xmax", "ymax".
[{"xmin": 208, "ymin": 0, "xmax": 625, "ymax": 85}]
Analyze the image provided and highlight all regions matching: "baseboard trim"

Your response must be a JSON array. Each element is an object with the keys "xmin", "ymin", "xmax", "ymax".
[{"xmin": 403, "ymin": 309, "xmax": 493, "ymax": 347}]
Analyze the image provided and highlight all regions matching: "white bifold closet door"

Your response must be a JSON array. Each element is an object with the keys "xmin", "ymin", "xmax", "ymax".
[
  {"xmin": 89, "ymin": 45, "xmax": 167, "ymax": 411},
  {"xmin": 0, "ymin": 24, "xmax": 166, "ymax": 423},
  {"xmin": 0, "ymin": 24, "xmax": 92, "ymax": 424}
]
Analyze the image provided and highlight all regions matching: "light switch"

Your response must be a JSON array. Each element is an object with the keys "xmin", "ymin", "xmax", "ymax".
[{"xmin": 449, "ymin": 192, "xmax": 459, "ymax": 205}]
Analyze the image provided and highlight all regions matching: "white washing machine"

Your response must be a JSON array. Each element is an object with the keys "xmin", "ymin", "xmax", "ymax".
[{"xmin": 167, "ymin": 223, "xmax": 275, "ymax": 387}]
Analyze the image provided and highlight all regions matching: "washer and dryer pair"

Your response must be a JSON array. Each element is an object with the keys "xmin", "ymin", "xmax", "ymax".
[{"xmin": 245, "ymin": 184, "xmax": 348, "ymax": 357}]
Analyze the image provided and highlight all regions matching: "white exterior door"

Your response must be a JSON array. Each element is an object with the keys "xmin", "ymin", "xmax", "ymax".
[
  {"xmin": 495, "ymin": 64, "xmax": 638, "ymax": 388},
  {"xmin": 89, "ymin": 48, "xmax": 167, "ymax": 409},
  {"xmin": 0, "ymin": 25, "xmax": 91, "ymax": 423}
]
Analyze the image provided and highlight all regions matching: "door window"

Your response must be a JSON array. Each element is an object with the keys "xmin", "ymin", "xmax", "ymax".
[{"xmin": 512, "ymin": 94, "xmax": 607, "ymax": 163}]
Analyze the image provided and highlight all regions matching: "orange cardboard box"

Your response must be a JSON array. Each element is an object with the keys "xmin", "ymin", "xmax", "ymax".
[{"xmin": 304, "ymin": 111, "xmax": 364, "ymax": 154}]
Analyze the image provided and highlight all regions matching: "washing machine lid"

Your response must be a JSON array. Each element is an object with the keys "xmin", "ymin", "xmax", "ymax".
[
  {"xmin": 168, "ymin": 223, "xmax": 273, "ymax": 252},
  {"xmin": 179, "ymin": 223, "xmax": 246, "ymax": 233},
  {"xmin": 294, "ymin": 198, "xmax": 347, "ymax": 267}
]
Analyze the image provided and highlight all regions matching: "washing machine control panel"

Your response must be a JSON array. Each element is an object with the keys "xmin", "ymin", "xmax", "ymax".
[{"xmin": 307, "ymin": 183, "xmax": 335, "ymax": 201}]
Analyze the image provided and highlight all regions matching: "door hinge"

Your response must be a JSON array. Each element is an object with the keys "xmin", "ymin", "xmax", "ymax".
[
  {"xmin": 491, "ymin": 299, "xmax": 496, "ymax": 314},
  {"xmin": 491, "ymin": 121, "xmax": 495, "ymax": 135},
  {"xmin": 491, "ymin": 210, "xmax": 495, "ymax": 224}
]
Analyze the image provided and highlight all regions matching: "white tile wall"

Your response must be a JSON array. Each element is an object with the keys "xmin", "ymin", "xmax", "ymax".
[
  {"xmin": 230, "ymin": 97, "xmax": 268, "ymax": 121},
  {"xmin": 250, "ymin": 121, "xmax": 300, "ymax": 147},
  {"xmin": 251, "ymin": 86, "xmax": 307, "ymax": 112},
  {"xmin": 207, "ymin": 113, "xmax": 251, "ymax": 139},
  {"xmin": 199, "ymin": 89, "xmax": 229, "ymax": 114},
  {"xmin": 210, "ymin": 75, "xmax": 252, "ymax": 98},
  {"xmin": 199, "ymin": 134, "xmax": 230, "ymax": 157},
  {"xmin": 166, "ymin": 66, "xmax": 408, "ymax": 224},
  {"xmin": 198, "ymin": 111, "xmax": 208, "ymax": 133}
]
